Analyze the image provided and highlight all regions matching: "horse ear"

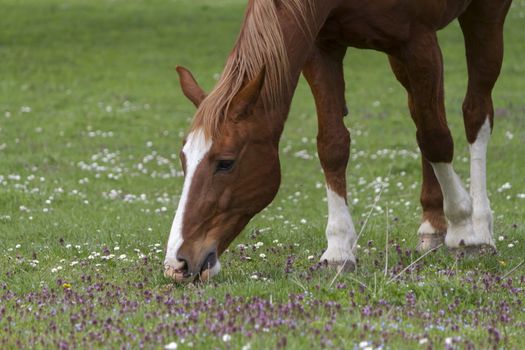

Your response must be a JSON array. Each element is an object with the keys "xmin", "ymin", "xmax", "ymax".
[
  {"xmin": 229, "ymin": 66, "xmax": 266, "ymax": 121},
  {"xmin": 176, "ymin": 66, "xmax": 206, "ymax": 108}
]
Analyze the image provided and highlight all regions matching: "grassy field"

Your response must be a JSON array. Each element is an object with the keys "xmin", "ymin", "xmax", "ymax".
[{"xmin": 1, "ymin": 0, "xmax": 524, "ymax": 348}]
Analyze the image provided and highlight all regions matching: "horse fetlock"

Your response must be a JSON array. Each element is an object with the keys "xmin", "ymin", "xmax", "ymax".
[
  {"xmin": 445, "ymin": 218, "xmax": 495, "ymax": 249},
  {"xmin": 472, "ymin": 208, "xmax": 493, "ymax": 232},
  {"xmin": 472, "ymin": 210, "xmax": 494, "ymax": 244},
  {"xmin": 443, "ymin": 195, "xmax": 473, "ymax": 224}
]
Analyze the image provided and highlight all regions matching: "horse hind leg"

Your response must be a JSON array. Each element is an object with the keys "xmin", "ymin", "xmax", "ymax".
[
  {"xmin": 388, "ymin": 56, "xmax": 447, "ymax": 252},
  {"xmin": 452, "ymin": 0, "xmax": 512, "ymax": 252},
  {"xmin": 303, "ymin": 45, "xmax": 356, "ymax": 271}
]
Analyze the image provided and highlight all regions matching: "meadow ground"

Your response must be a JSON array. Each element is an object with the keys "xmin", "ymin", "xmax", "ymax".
[{"xmin": 1, "ymin": 0, "xmax": 524, "ymax": 349}]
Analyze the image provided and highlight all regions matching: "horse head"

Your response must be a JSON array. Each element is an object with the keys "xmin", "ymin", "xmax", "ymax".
[{"xmin": 164, "ymin": 66, "xmax": 281, "ymax": 282}]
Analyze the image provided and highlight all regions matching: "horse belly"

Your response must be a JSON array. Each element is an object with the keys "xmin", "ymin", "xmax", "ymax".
[
  {"xmin": 324, "ymin": 1, "xmax": 413, "ymax": 53},
  {"xmin": 323, "ymin": 0, "xmax": 474, "ymax": 52}
]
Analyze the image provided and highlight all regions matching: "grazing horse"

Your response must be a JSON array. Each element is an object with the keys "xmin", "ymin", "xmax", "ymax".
[{"xmin": 164, "ymin": 0, "xmax": 512, "ymax": 282}]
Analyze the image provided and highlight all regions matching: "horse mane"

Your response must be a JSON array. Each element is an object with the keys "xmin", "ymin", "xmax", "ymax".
[{"xmin": 191, "ymin": 0, "xmax": 316, "ymax": 139}]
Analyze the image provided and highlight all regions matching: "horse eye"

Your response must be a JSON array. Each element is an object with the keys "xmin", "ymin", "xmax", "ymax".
[{"xmin": 216, "ymin": 159, "xmax": 235, "ymax": 173}]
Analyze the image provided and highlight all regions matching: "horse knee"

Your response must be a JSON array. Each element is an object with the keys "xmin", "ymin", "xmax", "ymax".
[
  {"xmin": 317, "ymin": 127, "xmax": 350, "ymax": 173},
  {"xmin": 416, "ymin": 128, "xmax": 453, "ymax": 163},
  {"xmin": 462, "ymin": 94, "xmax": 493, "ymax": 143}
]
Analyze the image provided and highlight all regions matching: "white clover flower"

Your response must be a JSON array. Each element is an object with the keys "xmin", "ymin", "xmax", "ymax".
[
  {"xmin": 164, "ymin": 342, "xmax": 178, "ymax": 350},
  {"xmin": 359, "ymin": 341, "xmax": 371, "ymax": 348},
  {"xmin": 497, "ymin": 182, "xmax": 512, "ymax": 192}
]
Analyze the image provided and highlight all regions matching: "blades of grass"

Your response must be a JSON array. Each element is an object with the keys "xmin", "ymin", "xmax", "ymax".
[
  {"xmin": 352, "ymin": 181, "xmax": 385, "ymax": 251},
  {"xmin": 330, "ymin": 272, "xmax": 371, "ymax": 292},
  {"xmin": 291, "ymin": 275, "xmax": 307, "ymax": 292},
  {"xmin": 386, "ymin": 244, "xmax": 442, "ymax": 285},
  {"xmin": 331, "ymin": 168, "xmax": 390, "ymax": 287},
  {"xmin": 501, "ymin": 259, "xmax": 524, "ymax": 280},
  {"xmin": 384, "ymin": 204, "xmax": 389, "ymax": 278}
]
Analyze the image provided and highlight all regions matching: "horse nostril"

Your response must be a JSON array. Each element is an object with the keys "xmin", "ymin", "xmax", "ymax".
[
  {"xmin": 175, "ymin": 256, "xmax": 189, "ymax": 275},
  {"xmin": 200, "ymin": 251, "xmax": 217, "ymax": 273}
]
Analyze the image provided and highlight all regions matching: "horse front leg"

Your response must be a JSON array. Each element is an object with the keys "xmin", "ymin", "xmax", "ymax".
[
  {"xmin": 397, "ymin": 30, "xmax": 490, "ymax": 253},
  {"xmin": 303, "ymin": 45, "xmax": 356, "ymax": 271},
  {"xmin": 456, "ymin": 0, "xmax": 511, "ymax": 251}
]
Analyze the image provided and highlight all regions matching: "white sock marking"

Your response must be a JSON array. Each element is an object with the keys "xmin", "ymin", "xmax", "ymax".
[
  {"xmin": 417, "ymin": 220, "xmax": 439, "ymax": 235},
  {"xmin": 431, "ymin": 161, "xmax": 493, "ymax": 247},
  {"xmin": 431, "ymin": 163, "xmax": 472, "ymax": 225},
  {"xmin": 469, "ymin": 117, "xmax": 494, "ymax": 242},
  {"xmin": 164, "ymin": 129, "xmax": 212, "ymax": 268},
  {"xmin": 321, "ymin": 187, "xmax": 357, "ymax": 263},
  {"xmin": 431, "ymin": 162, "xmax": 473, "ymax": 247}
]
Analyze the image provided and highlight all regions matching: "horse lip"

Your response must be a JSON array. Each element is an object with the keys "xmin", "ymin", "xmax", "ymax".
[{"xmin": 164, "ymin": 265, "xmax": 193, "ymax": 283}]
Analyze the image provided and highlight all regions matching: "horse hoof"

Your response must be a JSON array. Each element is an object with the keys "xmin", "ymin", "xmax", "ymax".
[
  {"xmin": 448, "ymin": 244, "xmax": 497, "ymax": 257},
  {"xmin": 417, "ymin": 232, "xmax": 445, "ymax": 253},
  {"xmin": 322, "ymin": 259, "xmax": 356, "ymax": 273}
]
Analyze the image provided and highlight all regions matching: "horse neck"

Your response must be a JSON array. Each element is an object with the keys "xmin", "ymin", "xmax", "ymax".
[{"xmin": 252, "ymin": 1, "xmax": 337, "ymax": 142}]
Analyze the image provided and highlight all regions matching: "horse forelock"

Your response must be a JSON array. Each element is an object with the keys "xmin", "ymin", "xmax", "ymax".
[{"xmin": 191, "ymin": 0, "xmax": 316, "ymax": 140}]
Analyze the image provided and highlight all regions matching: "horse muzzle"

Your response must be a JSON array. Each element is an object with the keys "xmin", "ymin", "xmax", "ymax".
[{"xmin": 164, "ymin": 250, "xmax": 221, "ymax": 283}]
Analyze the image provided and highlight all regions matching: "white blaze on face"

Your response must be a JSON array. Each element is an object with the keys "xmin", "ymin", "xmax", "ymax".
[{"xmin": 164, "ymin": 129, "xmax": 212, "ymax": 269}]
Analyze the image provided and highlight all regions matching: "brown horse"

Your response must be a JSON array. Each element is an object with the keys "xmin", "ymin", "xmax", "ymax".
[{"xmin": 164, "ymin": 0, "xmax": 513, "ymax": 282}]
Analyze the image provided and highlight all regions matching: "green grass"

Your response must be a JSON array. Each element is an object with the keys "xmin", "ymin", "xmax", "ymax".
[{"xmin": 1, "ymin": 0, "xmax": 524, "ymax": 349}]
